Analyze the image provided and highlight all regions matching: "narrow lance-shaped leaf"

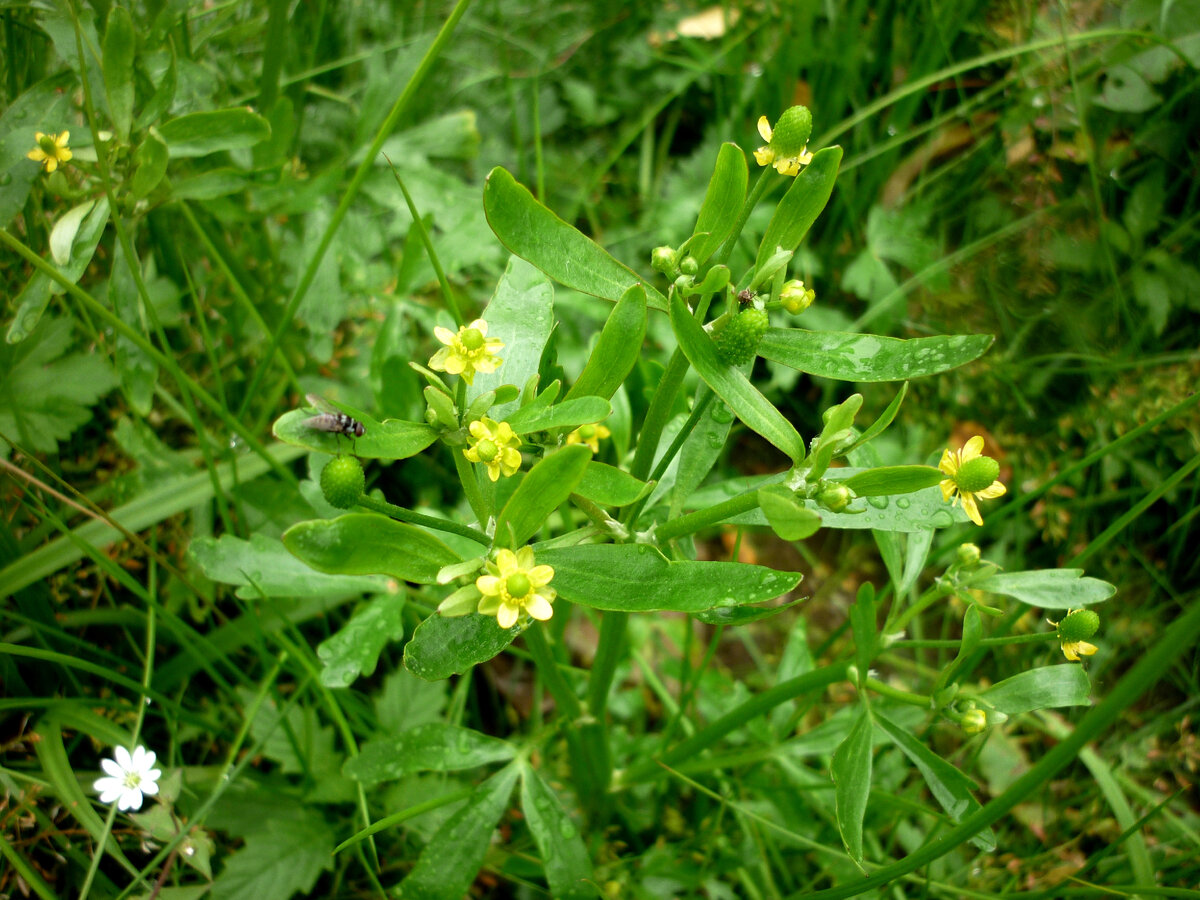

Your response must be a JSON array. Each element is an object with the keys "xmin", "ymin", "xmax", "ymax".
[
  {"xmin": 669, "ymin": 291, "xmax": 805, "ymax": 463},
  {"xmin": 346, "ymin": 724, "xmax": 515, "ymax": 784},
  {"xmin": 690, "ymin": 142, "xmax": 749, "ymax": 264},
  {"xmin": 495, "ymin": 445, "xmax": 592, "ymax": 548},
  {"xmin": 979, "ymin": 665, "xmax": 1092, "ymax": 716},
  {"xmin": 520, "ymin": 762, "xmax": 595, "ymax": 900},
  {"xmin": 102, "ymin": 6, "xmax": 135, "ymax": 141},
  {"xmin": 394, "ymin": 764, "xmax": 520, "ymax": 900},
  {"xmin": 157, "ymin": 108, "xmax": 271, "ymax": 157},
  {"xmin": 974, "ymin": 569, "xmax": 1116, "ymax": 610},
  {"xmin": 757, "ymin": 485, "xmax": 822, "ymax": 540},
  {"xmin": 283, "ymin": 514, "xmax": 461, "ymax": 585},
  {"xmin": 565, "ymin": 283, "xmax": 647, "ymax": 401},
  {"xmin": 759, "ymin": 329, "xmax": 994, "ymax": 382},
  {"xmin": 831, "ymin": 704, "xmax": 873, "ymax": 867},
  {"xmin": 503, "ymin": 397, "xmax": 611, "ymax": 435},
  {"xmin": 483, "ymin": 166, "xmax": 668, "ymax": 311},
  {"xmin": 755, "ymin": 145, "xmax": 842, "ymax": 273},
  {"xmin": 841, "ymin": 466, "xmax": 943, "ymax": 498}
]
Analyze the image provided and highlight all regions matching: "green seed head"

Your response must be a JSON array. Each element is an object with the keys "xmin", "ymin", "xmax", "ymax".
[
  {"xmin": 716, "ymin": 308, "xmax": 769, "ymax": 366},
  {"xmin": 474, "ymin": 438, "xmax": 498, "ymax": 462},
  {"xmin": 579, "ymin": 424, "xmax": 596, "ymax": 440},
  {"xmin": 461, "ymin": 328, "xmax": 485, "ymax": 351},
  {"xmin": 320, "ymin": 456, "xmax": 364, "ymax": 509},
  {"xmin": 1057, "ymin": 608, "xmax": 1100, "ymax": 643},
  {"xmin": 955, "ymin": 456, "xmax": 1000, "ymax": 493},
  {"xmin": 506, "ymin": 573, "xmax": 531, "ymax": 599},
  {"xmin": 770, "ymin": 106, "xmax": 813, "ymax": 157},
  {"xmin": 39, "ymin": 134, "xmax": 61, "ymax": 154}
]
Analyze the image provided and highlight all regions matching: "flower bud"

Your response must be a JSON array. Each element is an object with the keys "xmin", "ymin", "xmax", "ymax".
[
  {"xmin": 956, "ymin": 542, "xmax": 982, "ymax": 568},
  {"xmin": 816, "ymin": 482, "xmax": 854, "ymax": 513},
  {"xmin": 780, "ymin": 279, "xmax": 816, "ymax": 314},
  {"xmin": 652, "ymin": 245, "xmax": 680, "ymax": 276}
]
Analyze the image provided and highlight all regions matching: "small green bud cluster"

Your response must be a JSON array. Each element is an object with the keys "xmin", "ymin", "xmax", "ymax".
[
  {"xmin": 321, "ymin": 456, "xmax": 364, "ymax": 509},
  {"xmin": 651, "ymin": 246, "xmax": 680, "ymax": 277},
  {"xmin": 715, "ymin": 308, "xmax": 769, "ymax": 366}
]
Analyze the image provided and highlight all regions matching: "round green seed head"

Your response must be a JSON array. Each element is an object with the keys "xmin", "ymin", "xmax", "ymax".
[
  {"xmin": 506, "ymin": 573, "xmax": 531, "ymax": 599},
  {"xmin": 461, "ymin": 328, "xmax": 485, "ymax": 351},
  {"xmin": 475, "ymin": 438, "xmax": 498, "ymax": 462},
  {"xmin": 956, "ymin": 456, "xmax": 1000, "ymax": 493},
  {"xmin": 1057, "ymin": 608, "xmax": 1100, "ymax": 642},
  {"xmin": 771, "ymin": 106, "xmax": 813, "ymax": 156},
  {"xmin": 321, "ymin": 456, "xmax": 364, "ymax": 509}
]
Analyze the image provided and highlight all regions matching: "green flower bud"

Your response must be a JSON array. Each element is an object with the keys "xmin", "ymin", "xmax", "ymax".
[
  {"xmin": 680, "ymin": 256, "xmax": 699, "ymax": 276},
  {"xmin": 960, "ymin": 708, "xmax": 987, "ymax": 734},
  {"xmin": 956, "ymin": 543, "xmax": 982, "ymax": 568},
  {"xmin": 780, "ymin": 279, "xmax": 816, "ymax": 314},
  {"xmin": 651, "ymin": 245, "xmax": 680, "ymax": 276},
  {"xmin": 320, "ymin": 456, "xmax": 364, "ymax": 509},
  {"xmin": 816, "ymin": 482, "xmax": 854, "ymax": 513}
]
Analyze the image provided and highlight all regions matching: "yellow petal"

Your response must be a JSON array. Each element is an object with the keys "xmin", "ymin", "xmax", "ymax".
[
  {"xmin": 27, "ymin": 148, "xmax": 46, "ymax": 162},
  {"xmin": 495, "ymin": 549, "xmax": 519, "ymax": 574},
  {"xmin": 1061, "ymin": 642, "xmax": 1080, "ymax": 661},
  {"xmin": 978, "ymin": 481, "xmax": 1007, "ymax": 500},
  {"xmin": 497, "ymin": 601, "xmax": 519, "ymax": 629},
  {"xmin": 938, "ymin": 448, "xmax": 958, "ymax": 477},
  {"xmin": 753, "ymin": 146, "xmax": 774, "ymax": 166},
  {"xmin": 940, "ymin": 479, "xmax": 956, "ymax": 502},
  {"xmin": 468, "ymin": 318, "xmax": 488, "ymax": 335},
  {"xmin": 57, "ymin": 130, "xmax": 70, "ymax": 146},
  {"xmin": 961, "ymin": 494, "xmax": 983, "ymax": 526},
  {"xmin": 962, "ymin": 435, "xmax": 985, "ymax": 462},
  {"xmin": 757, "ymin": 116, "xmax": 773, "ymax": 142},
  {"xmin": 529, "ymin": 564, "xmax": 554, "ymax": 585},
  {"xmin": 476, "ymin": 575, "xmax": 501, "ymax": 595},
  {"xmin": 515, "ymin": 546, "xmax": 537, "ymax": 569},
  {"xmin": 44, "ymin": 157, "xmax": 58, "ymax": 173},
  {"xmin": 433, "ymin": 325, "xmax": 456, "ymax": 345},
  {"xmin": 525, "ymin": 593, "xmax": 554, "ymax": 621}
]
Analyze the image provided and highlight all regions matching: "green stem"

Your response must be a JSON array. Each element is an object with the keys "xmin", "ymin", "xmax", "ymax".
[
  {"xmin": 628, "ymin": 348, "xmax": 690, "ymax": 483},
  {"xmin": 354, "ymin": 494, "xmax": 490, "ymax": 546},
  {"xmin": 656, "ymin": 490, "xmax": 760, "ymax": 542},
  {"xmin": 387, "ymin": 166, "xmax": 463, "ymax": 327},
  {"xmin": 451, "ymin": 447, "xmax": 490, "ymax": 527},
  {"xmin": 863, "ymin": 677, "xmax": 928, "ymax": 708},
  {"xmin": 586, "ymin": 611, "xmax": 627, "ymax": 720},
  {"xmin": 711, "ymin": 167, "xmax": 773, "ymax": 267},
  {"xmin": 625, "ymin": 390, "xmax": 716, "ymax": 530},
  {"xmin": 890, "ymin": 633, "xmax": 1057, "ymax": 649}
]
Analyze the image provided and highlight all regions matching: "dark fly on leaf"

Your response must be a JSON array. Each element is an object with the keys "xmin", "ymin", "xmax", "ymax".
[{"xmin": 304, "ymin": 394, "xmax": 365, "ymax": 454}]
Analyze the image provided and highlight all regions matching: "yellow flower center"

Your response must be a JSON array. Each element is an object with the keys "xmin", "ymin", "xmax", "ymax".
[
  {"xmin": 955, "ymin": 456, "xmax": 999, "ymax": 493},
  {"xmin": 505, "ymin": 573, "xmax": 531, "ymax": 600},
  {"xmin": 461, "ymin": 328, "xmax": 485, "ymax": 351}
]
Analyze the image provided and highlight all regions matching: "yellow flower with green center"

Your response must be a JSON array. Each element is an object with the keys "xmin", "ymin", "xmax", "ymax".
[
  {"xmin": 463, "ymin": 416, "xmax": 522, "ymax": 481},
  {"xmin": 938, "ymin": 435, "xmax": 1006, "ymax": 526},
  {"xmin": 1048, "ymin": 608, "xmax": 1100, "ymax": 662},
  {"xmin": 27, "ymin": 131, "xmax": 73, "ymax": 173},
  {"xmin": 476, "ymin": 546, "xmax": 556, "ymax": 628},
  {"xmin": 429, "ymin": 318, "xmax": 504, "ymax": 385},
  {"xmin": 753, "ymin": 107, "xmax": 814, "ymax": 176},
  {"xmin": 566, "ymin": 422, "xmax": 610, "ymax": 453}
]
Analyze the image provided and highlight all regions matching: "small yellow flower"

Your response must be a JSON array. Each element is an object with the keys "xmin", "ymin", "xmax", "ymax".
[
  {"xmin": 938, "ymin": 435, "xmax": 1006, "ymax": 526},
  {"xmin": 476, "ymin": 546, "xmax": 556, "ymax": 629},
  {"xmin": 753, "ymin": 107, "xmax": 814, "ymax": 177},
  {"xmin": 429, "ymin": 318, "xmax": 504, "ymax": 385},
  {"xmin": 780, "ymin": 279, "xmax": 816, "ymax": 314},
  {"xmin": 960, "ymin": 708, "xmax": 988, "ymax": 734},
  {"xmin": 27, "ymin": 131, "xmax": 73, "ymax": 173},
  {"xmin": 463, "ymin": 417, "xmax": 522, "ymax": 482},
  {"xmin": 1048, "ymin": 608, "xmax": 1100, "ymax": 662},
  {"xmin": 566, "ymin": 422, "xmax": 610, "ymax": 453}
]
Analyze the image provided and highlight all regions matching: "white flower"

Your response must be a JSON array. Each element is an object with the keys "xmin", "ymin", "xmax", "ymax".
[{"xmin": 93, "ymin": 745, "xmax": 162, "ymax": 811}]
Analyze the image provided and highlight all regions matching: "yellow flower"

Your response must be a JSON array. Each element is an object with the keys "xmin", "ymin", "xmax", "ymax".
[
  {"xmin": 753, "ymin": 107, "xmax": 814, "ymax": 177},
  {"xmin": 476, "ymin": 546, "xmax": 556, "ymax": 628},
  {"xmin": 27, "ymin": 131, "xmax": 73, "ymax": 173},
  {"xmin": 463, "ymin": 417, "xmax": 522, "ymax": 482},
  {"xmin": 780, "ymin": 279, "xmax": 816, "ymax": 314},
  {"xmin": 566, "ymin": 422, "xmax": 610, "ymax": 453},
  {"xmin": 1048, "ymin": 608, "xmax": 1100, "ymax": 662},
  {"xmin": 938, "ymin": 435, "xmax": 1006, "ymax": 526},
  {"xmin": 429, "ymin": 318, "xmax": 503, "ymax": 385}
]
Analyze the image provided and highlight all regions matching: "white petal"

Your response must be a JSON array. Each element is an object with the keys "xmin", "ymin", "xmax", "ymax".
[
  {"xmin": 100, "ymin": 758, "xmax": 124, "ymax": 778},
  {"xmin": 114, "ymin": 746, "xmax": 133, "ymax": 770}
]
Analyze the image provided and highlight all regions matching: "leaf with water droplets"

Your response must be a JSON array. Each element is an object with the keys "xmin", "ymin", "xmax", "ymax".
[
  {"xmin": 973, "ymin": 569, "xmax": 1115, "ymax": 610},
  {"xmin": 759, "ymin": 328, "xmax": 993, "ymax": 382},
  {"xmin": 346, "ymin": 724, "xmax": 515, "ymax": 784},
  {"xmin": 316, "ymin": 591, "xmax": 406, "ymax": 688},
  {"xmin": 520, "ymin": 762, "xmax": 595, "ymax": 899},
  {"xmin": 404, "ymin": 613, "xmax": 522, "ymax": 681}
]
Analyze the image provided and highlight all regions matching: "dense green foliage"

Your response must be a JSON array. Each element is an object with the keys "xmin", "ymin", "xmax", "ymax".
[{"xmin": 3, "ymin": 1, "xmax": 1199, "ymax": 898}]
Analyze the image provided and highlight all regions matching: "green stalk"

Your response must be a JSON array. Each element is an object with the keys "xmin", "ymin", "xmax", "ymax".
[
  {"xmin": 238, "ymin": 0, "xmax": 475, "ymax": 415},
  {"xmin": 711, "ymin": 167, "xmax": 773, "ymax": 267},
  {"xmin": 656, "ymin": 490, "xmax": 760, "ymax": 542},
  {"xmin": 387, "ymin": 166, "xmax": 463, "ymax": 327},
  {"xmin": 628, "ymin": 348, "xmax": 690, "ymax": 483},
  {"xmin": 354, "ymin": 494, "xmax": 490, "ymax": 546}
]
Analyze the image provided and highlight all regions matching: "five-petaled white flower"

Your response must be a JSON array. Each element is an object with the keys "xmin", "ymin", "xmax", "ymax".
[{"xmin": 93, "ymin": 745, "xmax": 161, "ymax": 811}]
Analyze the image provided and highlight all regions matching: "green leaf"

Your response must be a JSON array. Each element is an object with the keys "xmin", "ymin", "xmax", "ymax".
[
  {"xmin": 0, "ymin": 318, "xmax": 118, "ymax": 458},
  {"xmin": 316, "ymin": 592, "xmax": 406, "ymax": 688},
  {"xmin": 404, "ymin": 613, "xmax": 523, "ymax": 680},
  {"xmin": 210, "ymin": 809, "xmax": 334, "ymax": 900},
  {"xmin": 574, "ymin": 461, "xmax": 651, "ymax": 507},
  {"xmin": 979, "ymin": 665, "xmax": 1092, "ymax": 716},
  {"xmin": 495, "ymin": 445, "xmax": 592, "ymax": 548},
  {"xmin": 156, "ymin": 108, "xmax": 271, "ymax": 158},
  {"xmin": 669, "ymin": 291, "xmax": 805, "ymax": 463},
  {"xmin": 189, "ymin": 533, "xmax": 390, "ymax": 599},
  {"xmin": 537, "ymin": 544, "xmax": 801, "ymax": 612},
  {"xmin": 129, "ymin": 130, "xmax": 169, "ymax": 202},
  {"xmin": 50, "ymin": 199, "xmax": 97, "ymax": 265},
  {"xmin": 873, "ymin": 710, "xmax": 995, "ymax": 851},
  {"xmin": 347, "ymin": 724, "xmax": 515, "ymax": 784},
  {"xmin": 844, "ymin": 382, "xmax": 907, "ymax": 453},
  {"xmin": 504, "ymin": 397, "xmax": 612, "ymax": 435},
  {"xmin": 483, "ymin": 166, "xmax": 667, "ymax": 311},
  {"xmin": 520, "ymin": 762, "xmax": 595, "ymax": 899},
  {"xmin": 283, "ymin": 514, "xmax": 461, "ymax": 585},
  {"xmin": 849, "ymin": 583, "xmax": 877, "ymax": 683},
  {"xmin": 831, "ymin": 704, "xmax": 873, "ymax": 866},
  {"xmin": 111, "ymin": 237, "xmax": 157, "ymax": 415},
  {"xmin": 974, "ymin": 569, "xmax": 1116, "ymax": 610},
  {"xmin": 0, "ymin": 73, "xmax": 73, "ymax": 228},
  {"xmin": 134, "ymin": 44, "xmax": 176, "ymax": 131},
  {"xmin": 396, "ymin": 764, "xmax": 521, "ymax": 900},
  {"xmin": 690, "ymin": 142, "xmax": 748, "ymax": 264},
  {"xmin": 691, "ymin": 594, "xmax": 807, "ymax": 625},
  {"xmin": 758, "ymin": 485, "xmax": 822, "ymax": 540},
  {"xmin": 936, "ymin": 605, "xmax": 983, "ymax": 698},
  {"xmin": 672, "ymin": 388, "xmax": 734, "ymax": 516},
  {"xmin": 241, "ymin": 690, "xmax": 354, "ymax": 802},
  {"xmin": 755, "ymin": 146, "xmax": 842, "ymax": 273},
  {"xmin": 273, "ymin": 407, "xmax": 438, "ymax": 461},
  {"xmin": 841, "ymin": 466, "xmax": 943, "ymax": 497},
  {"xmin": 759, "ymin": 329, "xmax": 994, "ymax": 382},
  {"xmin": 468, "ymin": 256, "xmax": 555, "ymax": 419},
  {"xmin": 565, "ymin": 283, "xmax": 647, "ymax": 401},
  {"xmin": 102, "ymin": 6, "xmax": 135, "ymax": 141},
  {"xmin": 170, "ymin": 167, "xmax": 252, "ymax": 200}
]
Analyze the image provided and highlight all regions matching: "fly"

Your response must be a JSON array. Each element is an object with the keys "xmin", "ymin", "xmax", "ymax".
[{"xmin": 304, "ymin": 394, "xmax": 365, "ymax": 451}]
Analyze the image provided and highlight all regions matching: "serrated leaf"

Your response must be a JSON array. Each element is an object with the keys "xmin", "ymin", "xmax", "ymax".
[
  {"xmin": 755, "ymin": 146, "xmax": 842, "ymax": 273},
  {"xmin": 979, "ymin": 665, "xmax": 1092, "ymax": 715},
  {"xmin": 188, "ymin": 533, "xmax": 390, "ymax": 599},
  {"xmin": 536, "ymin": 544, "xmax": 801, "ymax": 612},
  {"xmin": 669, "ymin": 291, "xmax": 805, "ymax": 463},
  {"xmin": 759, "ymin": 329, "xmax": 993, "ymax": 382},
  {"xmin": 483, "ymin": 166, "xmax": 667, "ymax": 311},
  {"xmin": 375, "ymin": 669, "xmax": 447, "ymax": 736},
  {"xmin": 404, "ymin": 613, "xmax": 522, "ymax": 681},
  {"xmin": 317, "ymin": 592, "xmax": 406, "ymax": 687},
  {"xmin": 520, "ymin": 762, "xmax": 595, "ymax": 899},
  {"xmin": 873, "ymin": 710, "xmax": 995, "ymax": 851},
  {"xmin": 467, "ymin": 256, "xmax": 555, "ymax": 419},
  {"xmin": 396, "ymin": 764, "xmax": 520, "ymax": 900},
  {"xmin": 282, "ymin": 514, "xmax": 461, "ymax": 585},
  {"xmin": 831, "ymin": 704, "xmax": 872, "ymax": 866},
  {"xmin": 974, "ymin": 569, "xmax": 1116, "ymax": 610},
  {"xmin": 273, "ymin": 406, "xmax": 437, "ymax": 461},
  {"xmin": 495, "ymin": 445, "xmax": 591, "ymax": 548},
  {"xmin": 346, "ymin": 724, "xmax": 515, "ymax": 784},
  {"xmin": 157, "ymin": 108, "xmax": 271, "ymax": 157},
  {"xmin": 210, "ymin": 809, "xmax": 334, "ymax": 900},
  {"xmin": 565, "ymin": 283, "xmax": 647, "ymax": 401}
]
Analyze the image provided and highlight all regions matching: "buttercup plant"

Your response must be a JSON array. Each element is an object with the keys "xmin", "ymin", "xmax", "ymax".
[{"xmin": 264, "ymin": 105, "xmax": 1124, "ymax": 895}]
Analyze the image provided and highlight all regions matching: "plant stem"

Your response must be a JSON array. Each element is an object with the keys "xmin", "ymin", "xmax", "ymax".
[
  {"xmin": 655, "ymin": 490, "xmax": 760, "ymax": 542},
  {"xmin": 354, "ymin": 494, "xmax": 491, "ymax": 546},
  {"xmin": 864, "ymin": 677, "xmax": 929, "ymax": 708}
]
